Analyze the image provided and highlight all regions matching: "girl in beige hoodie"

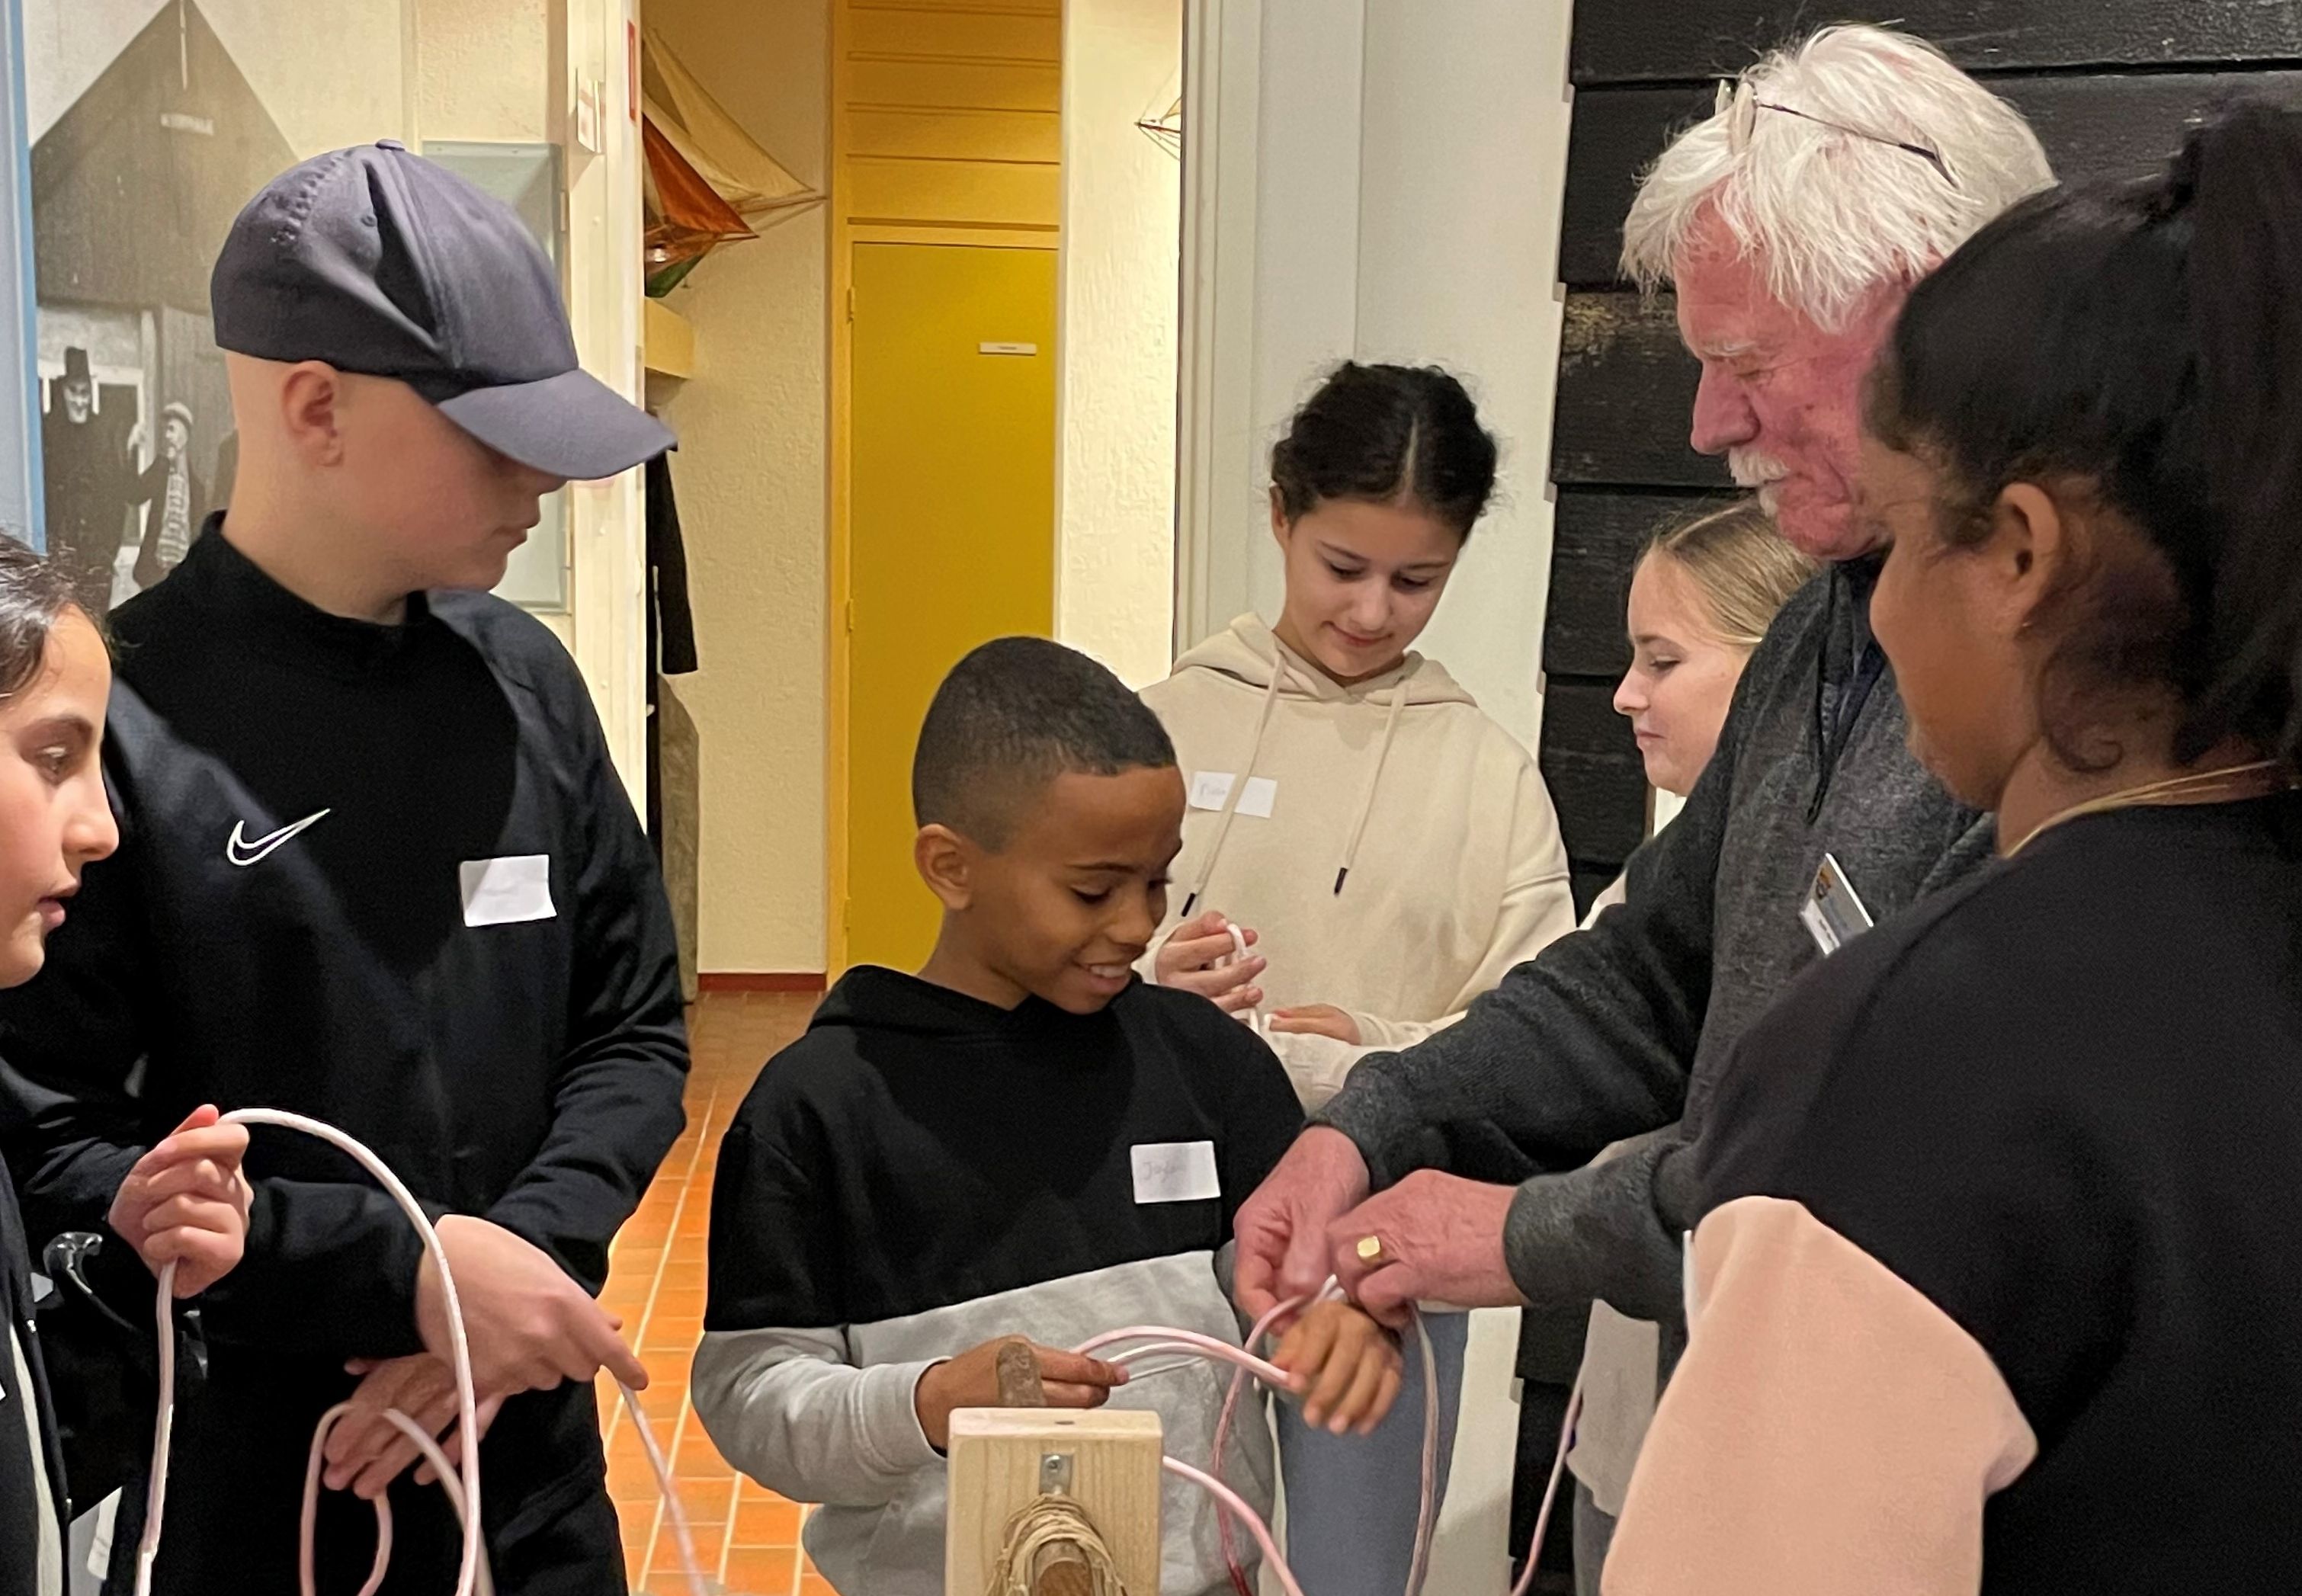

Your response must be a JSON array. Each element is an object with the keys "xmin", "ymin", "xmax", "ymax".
[
  {"xmin": 1143, "ymin": 363, "xmax": 1576, "ymax": 1106},
  {"xmin": 1142, "ymin": 362, "xmax": 1576, "ymax": 1596}
]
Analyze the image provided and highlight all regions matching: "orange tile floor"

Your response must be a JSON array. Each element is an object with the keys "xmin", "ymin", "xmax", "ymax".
[{"xmin": 598, "ymin": 989, "xmax": 827, "ymax": 1596}]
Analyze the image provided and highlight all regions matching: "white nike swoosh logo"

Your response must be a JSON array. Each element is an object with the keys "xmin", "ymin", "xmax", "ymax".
[{"xmin": 225, "ymin": 809, "xmax": 332, "ymax": 868}]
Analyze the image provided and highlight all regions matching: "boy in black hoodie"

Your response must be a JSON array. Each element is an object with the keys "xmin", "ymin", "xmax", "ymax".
[{"xmin": 695, "ymin": 637, "xmax": 1400, "ymax": 1596}]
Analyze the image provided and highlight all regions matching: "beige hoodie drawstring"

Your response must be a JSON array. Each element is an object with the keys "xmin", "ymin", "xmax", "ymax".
[
  {"xmin": 1178, "ymin": 659, "xmax": 1289, "ymax": 919},
  {"xmin": 1335, "ymin": 682, "xmax": 1407, "ymax": 895}
]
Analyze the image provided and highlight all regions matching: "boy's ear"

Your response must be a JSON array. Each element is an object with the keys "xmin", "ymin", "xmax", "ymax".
[
  {"xmin": 914, "ymin": 823, "xmax": 976, "ymax": 911},
  {"xmin": 279, "ymin": 361, "xmax": 348, "ymax": 467}
]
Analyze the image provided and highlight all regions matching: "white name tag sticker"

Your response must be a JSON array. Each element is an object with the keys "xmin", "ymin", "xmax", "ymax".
[
  {"xmin": 1799, "ymin": 851, "xmax": 1875, "ymax": 956},
  {"xmin": 1187, "ymin": 772, "xmax": 1277, "ymax": 819},
  {"xmin": 1130, "ymin": 1140, "xmax": 1221, "ymax": 1204},
  {"xmin": 460, "ymin": 854, "xmax": 556, "ymax": 928}
]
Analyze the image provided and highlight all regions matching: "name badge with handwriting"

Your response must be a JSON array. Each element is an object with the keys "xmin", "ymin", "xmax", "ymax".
[{"xmin": 1131, "ymin": 1141, "xmax": 1220, "ymax": 1204}]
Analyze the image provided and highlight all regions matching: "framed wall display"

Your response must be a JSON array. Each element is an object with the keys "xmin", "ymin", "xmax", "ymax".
[
  {"xmin": 24, "ymin": 0, "xmax": 410, "ymax": 612},
  {"xmin": 424, "ymin": 139, "xmax": 571, "ymax": 614}
]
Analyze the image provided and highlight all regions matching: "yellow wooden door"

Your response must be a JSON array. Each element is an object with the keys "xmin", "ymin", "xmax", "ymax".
[{"xmin": 843, "ymin": 242, "xmax": 1057, "ymax": 972}]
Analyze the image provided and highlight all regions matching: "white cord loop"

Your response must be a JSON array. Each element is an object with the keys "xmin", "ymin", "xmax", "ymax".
[
  {"xmin": 133, "ymin": 1107, "xmax": 708, "ymax": 1596},
  {"xmin": 1217, "ymin": 923, "xmax": 1264, "ymax": 1033},
  {"xmin": 130, "ymin": 1111, "xmax": 1573, "ymax": 1596}
]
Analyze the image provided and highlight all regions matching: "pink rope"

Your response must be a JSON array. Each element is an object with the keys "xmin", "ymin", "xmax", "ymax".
[
  {"xmin": 1209, "ymin": 1295, "xmax": 1308, "ymax": 1592},
  {"xmin": 1508, "ymin": 1377, "xmax": 1583, "ymax": 1596},
  {"xmin": 1162, "ymin": 1455, "xmax": 1307, "ymax": 1596},
  {"xmin": 136, "ymin": 1108, "xmax": 708, "ymax": 1596},
  {"xmin": 1072, "ymin": 1285, "xmax": 1445, "ymax": 1596},
  {"xmin": 1077, "ymin": 1325, "xmax": 1293, "ymax": 1388}
]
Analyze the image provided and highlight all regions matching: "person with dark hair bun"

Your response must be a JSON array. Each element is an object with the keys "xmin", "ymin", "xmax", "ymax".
[
  {"xmin": 1608, "ymin": 104, "xmax": 2302, "ymax": 1594},
  {"xmin": 0, "ymin": 540, "xmax": 252, "ymax": 1596},
  {"xmin": 1142, "ymin": 361, "xmax": 1576, "ymax": 1594}
]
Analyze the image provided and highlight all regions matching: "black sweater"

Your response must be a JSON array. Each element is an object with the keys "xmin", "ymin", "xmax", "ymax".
[
  {"xmin": 1643, "ymin": 794, "xmax": 2302, "ymax": 1592},
  {"xmin": 0, "ymin": 1161, "xmax": 65, "ymax": 1596},
  {"xmin": 0, "ymin": 526, "xmax": 688, "ymax": 1593}
]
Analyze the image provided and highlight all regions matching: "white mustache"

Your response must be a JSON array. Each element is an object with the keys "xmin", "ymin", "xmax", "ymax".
[{"xmin": 1729, "ymin": 450, "xmax": 1790, "ymax": 488}]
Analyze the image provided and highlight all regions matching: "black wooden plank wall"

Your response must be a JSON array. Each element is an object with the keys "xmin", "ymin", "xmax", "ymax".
[{"xmin": 1541, "ymin": 2, "xmax": 2302, "ymax": 914}]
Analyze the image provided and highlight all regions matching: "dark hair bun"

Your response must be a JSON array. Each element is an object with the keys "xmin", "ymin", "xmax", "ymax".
[{"xmin": 1270, "ymin": 362, "xmax": 1499, "ymax": 538}]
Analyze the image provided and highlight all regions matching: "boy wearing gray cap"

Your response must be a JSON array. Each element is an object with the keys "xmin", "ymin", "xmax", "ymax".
[{"xmin": 0, "ymin": 142, "xmax": 688, "ymax": 1594}]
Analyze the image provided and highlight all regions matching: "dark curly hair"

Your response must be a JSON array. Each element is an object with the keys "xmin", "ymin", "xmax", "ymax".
[{"xmin": 1270, "ymin": 362, "xmax": 1499, "ymax": 538}]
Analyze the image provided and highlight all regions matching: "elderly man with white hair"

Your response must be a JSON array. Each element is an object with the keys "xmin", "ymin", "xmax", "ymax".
[{"xmin": 1226, "ymin": 24, "xmax": 2054, "ymax": 1590}]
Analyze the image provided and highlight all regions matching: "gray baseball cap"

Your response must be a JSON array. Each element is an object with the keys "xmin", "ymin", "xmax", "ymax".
[{"xmin": 210, "ymin": 140, "xmax": 674, "ymax": 480}]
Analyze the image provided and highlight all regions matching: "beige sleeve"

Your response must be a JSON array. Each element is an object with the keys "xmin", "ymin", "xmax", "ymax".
[
  {"xmin": 1263, "ymin": 1026, "xmax": 1432, "ymax": 1110},
  {"xmin": 1341, "ymin": 761, "xmax": 1577, "ymax": 1056},
  {"xmin": 1443, "ymin": 759, "xmax": 1577, "ymax": 1011},
  {"xmin": 1604, "ymin": 1196, "xmax": 2037, "ymax": 1596}
]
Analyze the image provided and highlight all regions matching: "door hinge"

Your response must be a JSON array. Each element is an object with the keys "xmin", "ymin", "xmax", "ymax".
[
  {"xmin": 845, "ymin": 286, "xmax": 855, "ymax": 323},
  {"xmin": 843, "ymin": 599, "xmax": 854, "ymax": 635}
]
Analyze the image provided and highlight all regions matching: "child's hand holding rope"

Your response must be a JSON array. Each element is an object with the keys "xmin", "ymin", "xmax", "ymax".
[{"xmin": 1273, "ymin": 1299, "xmax": 1402, "ymax": 1434}]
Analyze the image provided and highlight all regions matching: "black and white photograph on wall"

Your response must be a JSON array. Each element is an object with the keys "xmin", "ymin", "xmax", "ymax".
[{"xmin": 24, "ymin": 0, "xmax": 407, "ymax": 611}]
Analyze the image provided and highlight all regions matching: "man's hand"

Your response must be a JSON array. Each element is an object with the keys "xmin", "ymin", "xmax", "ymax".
[
  {"xmin": 1327, "ymin": 1171, "xmax": 1525, "ymax": 1328},
  {"xmin": 1274, "ymin": 1300, "xmax": 1401, "ymax": 1435},
  {"xmin": 1268, "ymin": 1005, "xmax": 1361, "ymax": 1044},
  {"xmin": 109, "ymin": 1104, "xmax": 253, "ymax": 1298},
  {"xmin": 912, "ymin": 1340, "xmax": 1128, "ymax": 1450},
  {"xmin": 322, "ymin": 1354, "xmax": 506, "ymax": 1499},
  {"xmin": 415, "ymin": 1215, "xmax": 646, "ymax": 1396},
  {"xmin": 1233, "ymin": 1127, "xmax": 1371, "ymax": 1323},
  {"xmin": 1153, "ymin": 909, "xmax": 1265, "ymax": 1015}
]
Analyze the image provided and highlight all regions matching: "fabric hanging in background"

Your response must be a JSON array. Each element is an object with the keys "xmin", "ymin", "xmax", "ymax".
[
  {"xmin": 645, "ymin": 451, "xmax": 697, "ymax": 862},
  {"xmin": 648, "ymin": 453, "xmax": 698, "ymax": 677}
]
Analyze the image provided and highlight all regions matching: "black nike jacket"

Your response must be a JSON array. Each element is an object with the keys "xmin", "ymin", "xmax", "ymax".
[{"xmin": 0, "ymin": 524, "xmax": 689, "ymax": 1594}]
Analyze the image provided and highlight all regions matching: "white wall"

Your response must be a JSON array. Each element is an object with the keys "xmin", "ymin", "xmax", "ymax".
[
  {"xmin": 1175, "ymin": 0, "xmax": 1576, "ymax": 748},
  {"xmin": 648, "ymin": 0, "xmax": 829, "ymax": 976},
  {"xmin": 1055, "ymin": 0, "xmax": 1182, "ymax": 689},
  {"xmin": 411, "ymin": 0, "xmax": 548, "ymax": 143}
]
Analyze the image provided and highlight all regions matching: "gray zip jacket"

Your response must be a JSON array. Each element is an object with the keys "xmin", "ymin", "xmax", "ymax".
[{"xmin": 1318, "ymin": 559, "xmax": 1993, "ymax": 1351}]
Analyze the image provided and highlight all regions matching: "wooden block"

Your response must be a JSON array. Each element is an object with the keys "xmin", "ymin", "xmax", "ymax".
[{"xmin": 945, "ymin": 1409, "xmax": 1163, "ymax": 1596}]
